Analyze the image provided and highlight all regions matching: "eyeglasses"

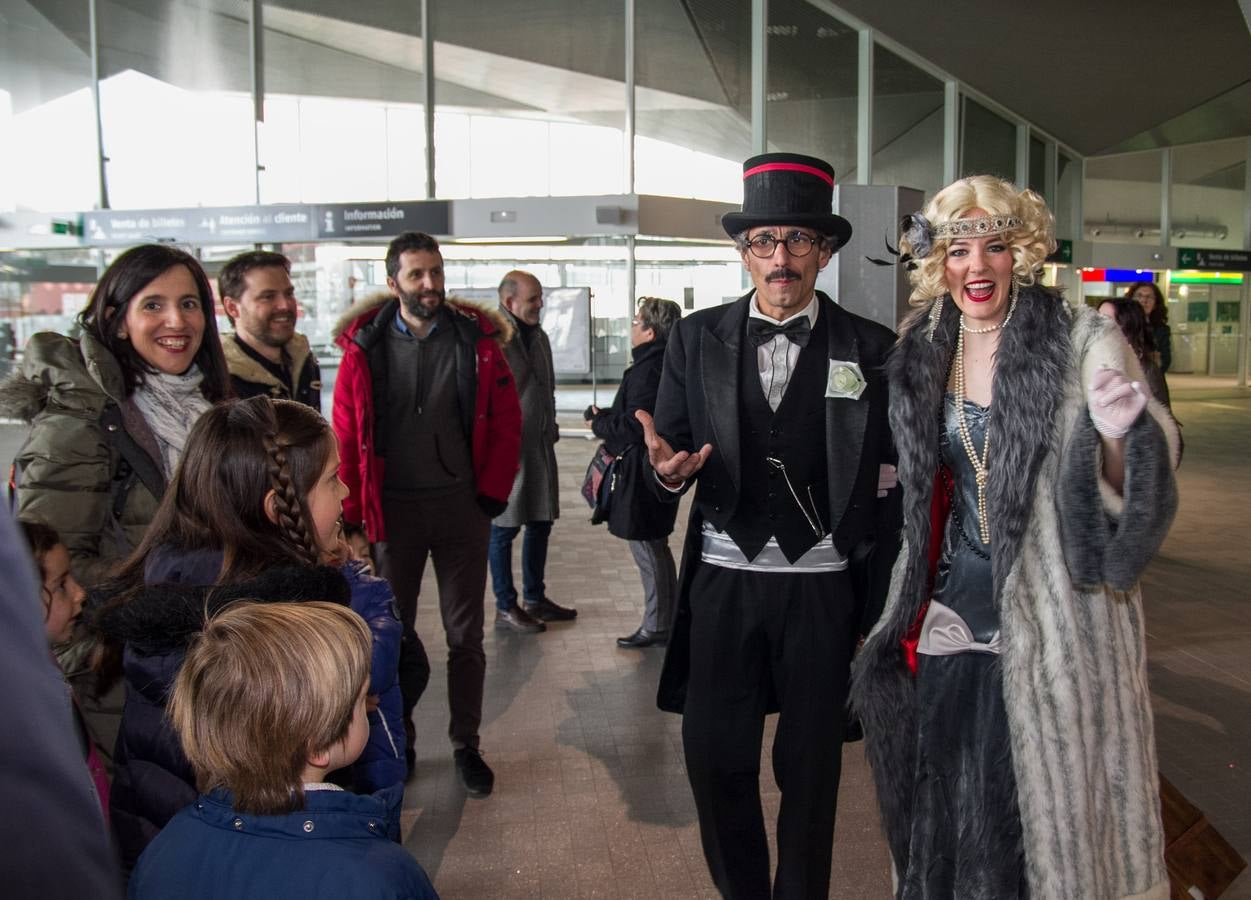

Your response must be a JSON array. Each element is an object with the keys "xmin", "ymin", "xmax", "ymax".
[{"xmin": 745, "ymin": 231, "xmax": 820, "ymax": 259}]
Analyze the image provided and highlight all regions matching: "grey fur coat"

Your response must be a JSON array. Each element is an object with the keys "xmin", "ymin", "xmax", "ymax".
[
  {"xmin": 851, "ymin": 287, "xmax": 1178, "ymax": 900},
  {"xmin": 493, "ymin": 308, "xmax": 560, "ymax": 527}
]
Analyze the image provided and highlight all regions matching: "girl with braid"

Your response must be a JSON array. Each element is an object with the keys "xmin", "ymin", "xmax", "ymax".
[{"xmin": 92, "ymin": 396, "xmax": 406, "ymax": 871}]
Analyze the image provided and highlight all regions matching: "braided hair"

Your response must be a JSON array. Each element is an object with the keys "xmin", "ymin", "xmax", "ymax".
[
  {"xmin": 261, "ymin": 422, "xmax": 321, "ymax": 567},
  {"xmin": 108, "ymin": 396, "xmax": 335, "ymax": 588}
]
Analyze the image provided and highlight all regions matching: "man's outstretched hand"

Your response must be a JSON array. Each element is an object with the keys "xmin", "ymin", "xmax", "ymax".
[{"xmin": 635, "ymin": 410, "xmax": 713, "ymax": 486}]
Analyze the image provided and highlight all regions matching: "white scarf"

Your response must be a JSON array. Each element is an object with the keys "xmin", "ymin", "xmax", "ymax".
[{"xmin": 132, "ymin": 367, "xmax": 213, "ymax": 477}]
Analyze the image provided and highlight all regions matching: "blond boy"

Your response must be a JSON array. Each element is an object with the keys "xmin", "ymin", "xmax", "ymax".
[{"xmin": 128, "ymin": 602, "xmax": 436, "ymax": 899}]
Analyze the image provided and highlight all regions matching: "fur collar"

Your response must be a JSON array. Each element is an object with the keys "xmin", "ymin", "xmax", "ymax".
[
  {"xmin": 888, "ymin": 284, "xmax": 1071, "ymax": 611},
  {"xmin": 93, "ymin": 563, "xmax": 350, "ymax": 652},
  {"xmin": 222, "ymin": 331, "xmax": 313, "ymax": 389},
  {"xmin": 332, "ymin": 291, "xmax": 513, "ymax": 346}
]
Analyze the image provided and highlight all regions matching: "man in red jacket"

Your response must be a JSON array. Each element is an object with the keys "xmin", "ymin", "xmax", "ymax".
[{"xmin": 332, "ymin": 231, "xmax": 521, "ymax": 796}]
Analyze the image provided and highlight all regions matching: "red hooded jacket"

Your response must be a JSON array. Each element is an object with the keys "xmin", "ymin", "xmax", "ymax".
[{"xmin": 332, "ymin": 294, "xmax": 521, "ymax": 542}]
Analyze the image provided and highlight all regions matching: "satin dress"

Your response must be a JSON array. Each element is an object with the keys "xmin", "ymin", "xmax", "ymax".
[{"xmin": 899, "ymin": 395, "xmax": 1028, "ymax": 900}]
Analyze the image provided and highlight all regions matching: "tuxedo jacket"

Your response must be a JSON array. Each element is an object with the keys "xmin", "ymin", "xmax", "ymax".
[{"xmin": 653, "ymin": 289, "xmax": 903, "ymax": 713}]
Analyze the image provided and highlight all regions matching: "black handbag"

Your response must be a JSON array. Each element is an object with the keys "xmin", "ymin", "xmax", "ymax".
[{"xmin": 580, "ymin": 444, "xmax": 626, "ymax": 524}]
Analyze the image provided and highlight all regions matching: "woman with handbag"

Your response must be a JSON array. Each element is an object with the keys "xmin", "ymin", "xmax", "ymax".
[{"xmin": 585, "ymin": 297, "xmax": 683, "ymax": 648}]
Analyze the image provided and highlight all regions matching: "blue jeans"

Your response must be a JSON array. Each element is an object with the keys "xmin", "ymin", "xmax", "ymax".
[{"xmin": 488, "ymin": 521, "xmax": 553, "ymax": 611}]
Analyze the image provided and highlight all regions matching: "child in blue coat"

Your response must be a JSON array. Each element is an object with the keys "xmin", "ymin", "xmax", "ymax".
[{"xmin": 129, "ymin": 601, "xmax": 436, "ymax": 899}]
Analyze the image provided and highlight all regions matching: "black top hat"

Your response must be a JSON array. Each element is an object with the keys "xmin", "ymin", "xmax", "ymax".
[{"xmin": 721, "ymin": 152, "xmax": 853, "ymax": 251}]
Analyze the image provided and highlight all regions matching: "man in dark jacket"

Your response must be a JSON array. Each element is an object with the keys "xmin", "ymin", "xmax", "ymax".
[
  {"xmin": 489, "ymin": 270, "xmax": 575, "ymax": 634},
  {"xmin": 332, "ymin": 231, "xmax": 521, "ymax": 797},
  {"xmin": 586, "ymin": 296, "xmax": 682, "ymax": 648},
  {"xmin": 638, "ymin": 153, "xmax": 902, "ymax": 899},
  {"xmin": 219, "ymin": 251, "xmax": 321, "ymax": 411}
]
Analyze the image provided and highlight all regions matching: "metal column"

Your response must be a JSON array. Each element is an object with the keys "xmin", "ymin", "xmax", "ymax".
[
  {"xmin": 1239, "ymin": 137, "xmax": 1251, "ymax": 387},
  {"xmin": 422, "ymin": 0, "xmax": 435, "ymax": 200},
  {"xmin": 942, "ymin": 82, "xmax": 958, "ymax": 184},
  {"xmin": 249, "ymin": 0, "xmax": 264, "ymax": 206},
  {"xmin": 89, "ymin": 0, "xmax": 109, "ymax": 209},
  {"xmin": 857, "ymin": 30, "xmax": 874, "ymax": 185},
  {"xmin": 625, "ymin": 0, "xmax": 635, "ymax": 193},
  {"xmin": 751, "ymin": 0, "xmax": 767, "ymax": 154},
  {"xmin": 1015, "ymin": 123, "xmax": 1029, "ymax": 190}
]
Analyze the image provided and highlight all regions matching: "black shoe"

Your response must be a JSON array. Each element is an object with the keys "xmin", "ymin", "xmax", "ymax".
[
  {"xmin": 524, "ymin": 597, "xmax": 577, "ymax": 622},
  {"xmin": 454, "ymin": 747, "xmax": 495, "ymax": 796},
  {"xmin": 494, "ymin": 605, "xmax": 546, "ymax": 633},
  {"xmin": 616, "ymin": 627, "xmax": 668, "ymax": 649}
]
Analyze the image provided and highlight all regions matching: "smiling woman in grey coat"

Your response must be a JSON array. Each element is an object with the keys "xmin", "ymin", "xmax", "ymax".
[{"xmin": 852, "ymin": 177, "xmax": 1179, "ymax": 900}]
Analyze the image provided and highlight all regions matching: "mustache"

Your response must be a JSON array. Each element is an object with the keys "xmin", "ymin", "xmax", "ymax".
[{"xmin": 766, "ymin": 268, "xmax": 801, "ymax": 282}]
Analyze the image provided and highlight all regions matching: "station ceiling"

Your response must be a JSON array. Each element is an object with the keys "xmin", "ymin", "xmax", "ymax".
[
  {"xmin": 9, "ymin": 0, "xmax": 1251, "ymax": 160},
  {"xmin": 814, "ymin": 0, "xmax": 1251, "ymax": 155}
]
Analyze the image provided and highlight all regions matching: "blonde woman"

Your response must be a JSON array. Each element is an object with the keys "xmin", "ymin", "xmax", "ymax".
[{"xmin": 852, "ymin": 176, "xmax": 1179, "ymax": 900}]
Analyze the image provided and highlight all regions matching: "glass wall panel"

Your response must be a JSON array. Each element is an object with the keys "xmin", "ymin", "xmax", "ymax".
[
  {"xmin": 871, "ymin": 44, "xmax": 944, "ymax": 198},
  {"xmin": 1170, "ymin": 138, "xmax": 1246, "ymax": 250},
  {"xmin": 260, "ymin": 3, "xmax": 426, "ymax": 204},
  {"xmin": 98, "ymin": 0, "xmax": 256, "ymax": 209},
  {"xmin": 431, "ymin": 0, "xmax": 625, "ymax": 200},
  {"xmin": 0, "ymin": 248, "xmax": 102, "ymax": 376},
  {"xmin": 1055, "ymin": 150, "xmax": 1080, "ymax": 240},
  {"xmin": 635, "ymin": 0, "xmax": 748, "ymax": 202},
  {"xmin": 0, "ymin": 0, "xmax": 99, "ymax": 212},
  {"xmin": 1029, "ymin": 134, "xmax": 1046, "ymax": 196},
  {"xmin": 960, "ymin": 98, "xmax": 1015, "ymax": 181},
  {"xmin": 765, "ymin": 0, "xmax": 858, "ymax": 181},
  {"xmin": 440, "ymin": 239, "xmax": 634, "ymax": 380},
  {"xmin": 1083, "ymin": 151, "xmax": 1162, "ymax": 245}
]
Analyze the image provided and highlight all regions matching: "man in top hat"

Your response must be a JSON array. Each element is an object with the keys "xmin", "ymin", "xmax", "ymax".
[{"xmin": 637, "ymin": 152, "xmax": 902, "ymax": 899}]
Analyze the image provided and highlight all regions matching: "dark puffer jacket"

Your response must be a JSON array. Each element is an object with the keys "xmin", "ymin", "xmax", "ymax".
[
  {"xmin": 93, "ymin": 551, "xmax": 351, "ymax": 871},
  {"xmin": 0, "ymin": 332, "xmax": 165, "ymax": 587},
  {"xmin": 129, "ymin": 786, "xmax": 437, "ymax": 900},
  {"xmin": 589, "ymin": 338, "xmax": 679, "ymax": 542}
]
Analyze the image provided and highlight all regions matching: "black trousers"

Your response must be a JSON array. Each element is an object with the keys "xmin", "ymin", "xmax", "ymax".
[
  {"xmin": 682, "ymin": 562, "xmax": 856, "ymax": 900},
  {"xmin": 376, "ymin": 487, "xmax": 489, "ymax": 752}
]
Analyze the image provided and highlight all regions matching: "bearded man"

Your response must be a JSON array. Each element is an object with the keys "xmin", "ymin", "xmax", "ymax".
[
  {"xmin": 219, "ymin": 250, "xmax": 321, "ymax": 410},
  {"xmin": 332, "ymin": 231, "xmax": 521, "ymax": 797}
]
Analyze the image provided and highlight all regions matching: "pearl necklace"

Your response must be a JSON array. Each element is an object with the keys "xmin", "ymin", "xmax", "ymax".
[
  {"xmin": 954, "ymin": 322, "xmax": 992, "ymax": 545},
  {"xmin": 959, "ymin": 276, "xmax": 1019, "ymax": 334}
]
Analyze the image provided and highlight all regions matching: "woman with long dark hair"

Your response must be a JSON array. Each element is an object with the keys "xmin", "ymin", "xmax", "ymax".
[
  {"xmin": 1099, "ymin": 297, "xmax": 1171, "ymax": 409},
  {"xmin": 1, "ymin": 244, "xmax": 231, "ymax": 585},
  {"xmin": 1126, "ymin": 280, "xmax": 1171, "ymax": 373}
]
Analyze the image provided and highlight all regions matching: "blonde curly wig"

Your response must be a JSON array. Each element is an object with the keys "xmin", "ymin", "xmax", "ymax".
[{"xmin": 901, "ymin": 175, "xmax": 1056, "ymax": 306}]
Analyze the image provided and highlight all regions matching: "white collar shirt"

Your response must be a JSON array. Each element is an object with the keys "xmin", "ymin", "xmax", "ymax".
[{"xmin": 749, "ymin": 292, "xmax": 819, "ymax": 412}]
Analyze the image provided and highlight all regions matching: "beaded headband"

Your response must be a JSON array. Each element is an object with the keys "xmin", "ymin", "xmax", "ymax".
[
  {"xmin": 931, "ymin": 214, "xmax": 1022, "ymax": 240},
  {"xmin": 866, "ymin": 213, "xmax": 1023, "ymax": 271}
]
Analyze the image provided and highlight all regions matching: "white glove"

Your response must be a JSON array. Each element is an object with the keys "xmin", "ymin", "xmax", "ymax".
[{"xmin": 1088, "ymin": 366, "xmax": 1147, "ymax": 439}]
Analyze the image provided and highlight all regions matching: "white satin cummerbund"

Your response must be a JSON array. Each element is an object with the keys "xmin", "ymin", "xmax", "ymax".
[
  {"xmin": 699, "ymin": 521, "xmax": 848, "ymax": 574},
  {"xmin": 916, "ymin": 599, "xmax": 1002, "ymax": 656}
]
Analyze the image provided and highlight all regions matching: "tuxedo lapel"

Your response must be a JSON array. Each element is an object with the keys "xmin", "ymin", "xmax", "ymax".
[
  {"xmin": 821, "ymin": 295, "xmax": 868, "ymax": 534},
  {"xmin": 701, "ymin": 293, "xmax": 750, "ymax": 492}
]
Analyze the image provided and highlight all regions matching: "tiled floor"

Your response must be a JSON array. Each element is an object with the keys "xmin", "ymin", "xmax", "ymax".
[
  {"xmin": 2, "ymin": 378, "xmax": 1244, "ymax": 899},
  {"xmin": 397, "ymin": 385, "xmax": 1251, "ymax": 899}
]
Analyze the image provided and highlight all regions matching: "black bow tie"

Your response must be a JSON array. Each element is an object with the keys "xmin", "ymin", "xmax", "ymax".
[{"xmin": 748, "ymin": 316, "xmax": 812, "ymax": 348}]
